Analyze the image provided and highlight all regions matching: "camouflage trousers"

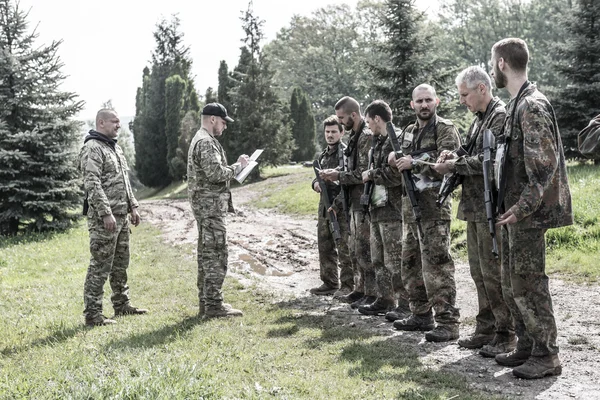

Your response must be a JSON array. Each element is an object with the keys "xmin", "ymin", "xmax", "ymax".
[
  {"xmin": 501, "ymin": 225, "xmax": 558, "ymax": 356},
  {"xmin": 370, "ymin": 220, "xmax": 408, "ymax": 303},
  {"xmin": 402, "ymin": 220, "xmax": 459, "ymax": 326},
  {"xmin": 317, "ymin": 211, "xmax": 354, "ymax": 289},
  {"xmin": 83, "ymin": 213, "xmax": 131, "ymax": 318},
  {"xmin": 193, "ymin": 213, "xmax": 229, "ymax": 309},
  {"xmin": 350, "ymin": 210, "xmax": 376, "ymax": 296},
  {"xmin": 467, "ymin": 222, "xmax": 514, "ymax": 335}
]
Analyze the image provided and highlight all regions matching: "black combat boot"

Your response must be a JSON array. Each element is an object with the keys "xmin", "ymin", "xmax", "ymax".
[
  {"xmin": 358, "ymin": 297, "xmax": 396, "ymax": 316},
  {"xmin": 393, "ymin": 312, "xmax": 435, "ymax": 331}
]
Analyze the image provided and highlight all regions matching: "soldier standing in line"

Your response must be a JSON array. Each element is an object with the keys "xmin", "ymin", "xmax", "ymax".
[
  {"xmin": 310, "ymin": 116, "xmax": 354, "ymax": 297},
  {"xmin": 187, "ymin": 103, "xmax": 249, "ymax": 319},
  {"xmin": 79, "ymin": 109, "xmax": 147, "ymax": 327},
  {"xmin": 358, "ymin": 100, "xmax": 410, "ymax": 319},
  {"xmin": 490, "ymin": 38, "xmax": 572, "ymax": 379},
  {"xmin": 390, "ymin": 84, "xmax": 462, "ymax": 342},
  {"xmin": 432, "ymin": 66, "xmax": 515, "ymax": 355},
  {"xmin": 320, "ymin": 96, "xmax": 376, "ymax": 309}
]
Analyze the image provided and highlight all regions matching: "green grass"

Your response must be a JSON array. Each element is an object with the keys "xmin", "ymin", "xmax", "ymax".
[
  {"xmin": 136, "ymin": 180, "xmax": 188, "ymax": 200},
  {"xmin": 0, "ymin": 222, "xmax": 500, "ymax": 399}
]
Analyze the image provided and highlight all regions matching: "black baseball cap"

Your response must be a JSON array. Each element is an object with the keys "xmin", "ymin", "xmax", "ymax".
[{"xmin": 202, "ymin": 102, "xmax": 234, "ymax": 122}]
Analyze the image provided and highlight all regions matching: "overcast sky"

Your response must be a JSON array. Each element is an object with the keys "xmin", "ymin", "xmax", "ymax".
[{"xmin": 19, "ymin": 0, "xmax": 436, "ymax": 119}]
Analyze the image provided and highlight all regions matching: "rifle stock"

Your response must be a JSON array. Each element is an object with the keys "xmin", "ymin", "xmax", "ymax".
[
  {"xmin": 482, "ymin": 129, "xmax": 499, "ymax": 257},
  {"xmin": 313, "ymin": 160, "xmax": 342, "ymax": 242},
  {"xmin": 386, "ymin": 121, "xmax": 423, "ymax": 237}
]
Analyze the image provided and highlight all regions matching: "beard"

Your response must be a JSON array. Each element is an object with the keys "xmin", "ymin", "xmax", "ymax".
[
  {"xmin": 344, "ymin": 116, "xmax": 355, "ymax": 130},
  {"xmin": 494, "ymin": 68, "xmax": 507, "ymax": 89}
]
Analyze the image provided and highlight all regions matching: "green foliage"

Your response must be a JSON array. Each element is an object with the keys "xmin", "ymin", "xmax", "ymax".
[
  {"xmin": 132, "ymin": 15, "xmax": 200, "ymax": 188},
  {"xmin": 554, "ymin": 0, "xmax": 600, "ymax": 158},
  {"xmin": 0, "ymin": 0, "xmax": 84, "ymax": 235},
  {"xmin": 290, "ymin": 87, "xmax": 317, "ymax": 162}
]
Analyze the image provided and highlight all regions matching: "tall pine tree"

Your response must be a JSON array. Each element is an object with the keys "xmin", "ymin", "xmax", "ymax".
[
  {"xmin": 290, "ymin": 87, "xmax": 316, "ymax": 162},
  {"xmin": 0, "ymin": 0, "xmax": 84, "ymax": 235},
  {"xmin": 554, "ymin": 0, "xmax": 600, "ymax": 158}
]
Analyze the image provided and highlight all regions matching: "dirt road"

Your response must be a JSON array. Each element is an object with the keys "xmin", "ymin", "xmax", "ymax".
[{"xmin": 139, "ymin": 176, "xmax": 600, "ymax": 400}]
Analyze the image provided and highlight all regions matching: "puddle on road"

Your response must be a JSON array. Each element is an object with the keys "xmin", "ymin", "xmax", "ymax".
[{"xmin": 238, "ymin": 253, "xmax": 293, "ymax": 277}]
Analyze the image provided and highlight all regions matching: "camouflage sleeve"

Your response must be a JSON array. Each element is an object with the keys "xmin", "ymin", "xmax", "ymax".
[
  {"xmin": 194, "ymin": 138, "xmax": 235, "ymax": 184},
  {"xmin": 81, "ymin": 145, "xmax": 112, "ymax": 217},
  {"xmin": 509, "ymin": 99, "xmax": 559, "ymax": 221},
  {"xmin": 414, "ymin": 123, "xmax": 461, "ymax": 180},
  {"xmin": 339, "ymin": 134, "xmax": 371, "ymax": 186},
  {"xmin": 118, "ymin": 146, "xmax": 139, "ymax": 211},
  {"xmin": 373, "ymin": 146, "xmax": 403, "ymax": 187},
  {"xmin": 454, "ymin": 113, "xmax": 505, "ymax": 177}
]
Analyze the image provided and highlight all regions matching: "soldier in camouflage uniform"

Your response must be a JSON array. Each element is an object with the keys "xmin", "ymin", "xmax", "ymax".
[
  {"xmin": 310, "ymin": 116, "xmax": 354, "ymax": 296},
  {"xmin": 187, "ymin": 103, "xmax": 249, "ymax": 319},
  {"xmin": 321, "ymin": 97, "xmax": 376, "ymax": 308},
  {"xmin": 358, "ymin": 100, "xmax": 410, "ymax": 319},
  {"xmin": 490, "ymin": 38, "xmax": 572, "ymax": 379},
  {"xmin": 391, "ymin": 84, "xmax": 462, "ymax": 342},
  {"xmin": 79, "ymin": 109, "xmax": 147, "ymax": 327},
  {"xmin": 433, "ymin": 66, "xmax": 515, "ymax": 354}
]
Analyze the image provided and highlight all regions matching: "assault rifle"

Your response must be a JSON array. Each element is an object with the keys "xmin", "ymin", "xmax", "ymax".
[
  {"xmin": 360, "ymin": 136, "xmax": 377, "ymax": 213},
  {"xmin": 436, "ymin": 146, "xmax": 468, "ymax": 207},
  {"xmin": 483, "ymin": 129, "xmax": 499, "ymax": 257},
  {"xmin": 337, "ymin": 144, "xmax": 350, "ymax": 230},
  {"xmin": 386, "ymin": 121, "xmax": 423, "ymax": 237},
  {"xmin": 313, "ymin": 160, "xmax": 341, "ymax": 242}
]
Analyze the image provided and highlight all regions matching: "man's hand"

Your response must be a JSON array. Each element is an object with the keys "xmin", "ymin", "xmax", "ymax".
[
  {"xmin": 362, "ymin": 170, "xmax": 372, "ymax": 183},
  {"xmin": 436, "ymin": 150, "xmax": 456, "ymax": 163},
  {"xmin": 313, "ymin": 181, "xmax": 321, "ymax": 193},
  {"xmin": 130, "ymin": 207, "xmax": 141, "ymax": 227},
  {"xmin": 387, "ymin": 152, "xmax": 397, "ymax": 167},
  {"xmin": 237, "ymin": 154, "xmax": 250, "ymax": 168},
  {"xmin": 103, "ymin": 214, "xmax": 117, "ymax": 232},
  {"xmin": 320, "ymin": 168, "xmax": 340, "ymax": 182},
  {"xmin": 396, "ymin": 155, "xmax": 413, "ymax": 171},
  {"xmin": 496, "ymin": 210, "xmax": 517, "ymax": 226},
  {"xmin": 327, "ymin": 207, "xmax": 337, "ymax": 217},
  {"xmin": 431, "ymin": 162, "xmax": 455, "ymax": 175}
]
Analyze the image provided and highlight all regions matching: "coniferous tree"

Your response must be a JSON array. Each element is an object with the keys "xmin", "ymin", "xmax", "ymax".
[
  {"xmin": 165, "ymin": 75, "xmax": 187, "ymax": 179},
  {"xmin": 227, "ymin": 3, "xmax": 294, "ymax": 170},
  {"xmin": 554, "ymin": 0, "xmax": 600, "ymax": 158},
  {"xmin": 290, "ymin": 87, "xmax": 316, "ymax": 162},
  {"xmin": 0, "ymin": 0, "xmax": 84, "ymax": 235},
  {"xmin": 204, "ymin": 87, "xmax": 217, "ymax": 104}
]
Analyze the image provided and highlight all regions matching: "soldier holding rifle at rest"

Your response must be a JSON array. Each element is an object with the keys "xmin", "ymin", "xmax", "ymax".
[
  {"xmin": 310, "ymin": 116, "xmax": 354, "ymax": 297},
  {"xmin": 390, "ymin": 84, "xmax": 462, "ymax": 342},
  {"xmin": 432, "ymin": 66, "xmax": 515, "ymax": 356}
]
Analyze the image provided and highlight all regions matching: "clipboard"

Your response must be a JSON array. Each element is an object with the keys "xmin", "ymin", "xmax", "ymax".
[{"xmin": 234, "ymin": 149, "xmax": 264, "ymax": 184}]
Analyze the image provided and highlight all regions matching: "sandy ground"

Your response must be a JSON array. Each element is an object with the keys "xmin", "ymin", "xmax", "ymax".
[{"xmin": 139, "ymin": 176, "xmax": 600, "ymax": 400}]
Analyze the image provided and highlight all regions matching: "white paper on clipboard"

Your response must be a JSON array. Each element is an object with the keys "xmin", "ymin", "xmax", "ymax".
[{"xmin": 234, "ymin": 149, "xmax": 264, "ymax": 184}]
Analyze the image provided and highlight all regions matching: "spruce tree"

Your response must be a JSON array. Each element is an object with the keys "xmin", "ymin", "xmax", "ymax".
[
  {"xmin": 290, "ymin": 87, "xmax": 316, "ymax": 162},
  {"xmin": 554, "ymin": 0, "xmax": 600, "ymax": 158},
  {"xmin": 165, "ymin": 75, "xmax": 187, "ymax": 179},
  {"xmin": 0, "ymin": 0, "xmax": 84, "ymax": 235}
]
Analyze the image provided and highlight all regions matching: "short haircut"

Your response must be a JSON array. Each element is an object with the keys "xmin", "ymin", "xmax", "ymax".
[
  {"xmin": 492, "ymin": 38, "xmax": 529, "ymax": 73},
  {"xmin": 96, "ymin": 108, "xmax": 117, "ymax": 125},
  {"xmin": 323, "ymin": 115, "xmax": 343, "ymax": 132},
  {"xmin": 412, "ymin": 84, "xmax": 437, "ymax": 100},
  {"xmin": 364, "ymin": 100, "xmax": 392, "ymax": 123},
  {"xmin": 455, "ymin": 66, "xmax": 492, "ymax": 91},
  {"xmin": 334, "ymin": 96, "xmax": 360, "ymax": 115}
]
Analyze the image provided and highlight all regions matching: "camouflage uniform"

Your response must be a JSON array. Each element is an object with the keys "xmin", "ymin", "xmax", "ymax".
[
  {"xmin": 80, "ymin": 131, "xmax": 139, "ymax": 320},
  {"xmin": 332, "ymin": 120, "xmax": 375, "ymax": 297},
  {"xmin": 400, "ymin": 115, "xmax": 461, "ymax": 327},
  {"xmin": 499, "ymin": 84, "xmax": 573, "ymax": 357},
  {"xmin": 366, "ymin": 135, "xmax": 408, "ymax": 304},
  {"xmin": 453, "ymin": 97, "xmax": 514, "ymax": 338},
  {"xmin": 312, "ymin": 142, "xmax": 354, "ymax": 290},
  {"xmin": 187, "ymin": 127, "xmax": 241, "ymax": 310}
]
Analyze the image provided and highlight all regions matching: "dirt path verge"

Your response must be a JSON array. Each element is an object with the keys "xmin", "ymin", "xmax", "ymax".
[{"xmin": 139, "ymin": 176, "xmax": 600, "ymax": 400}]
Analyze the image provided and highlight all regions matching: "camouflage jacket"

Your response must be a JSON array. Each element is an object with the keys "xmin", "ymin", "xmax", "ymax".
[
  {"xmin": 501, "ymin": 84, "xmax": 573, "ymax": 228},
  {"xmin": 367, "ymin": 135, "xmax": 403, "ymax": 222},
  {"xmin": 334, "ymin": 119, "xmax": 373, "ymax": 213},
  {"xmin": 455, "ymin": 97, "xmax": 506, "ymax": 222},
  {"xmin": 79, "ymin": 130, "xmax": 138, "ymax": 217},
  {"xmin": 312, "ymin": 142, "xmax": 346, "ymax": 219},
  {"xmin": 187, "ymin": 127, "xmax": 240, "ymax": 220},
  {"xmin": 400, "ymin": 115, "xmax": 461, "ymax": 222}
]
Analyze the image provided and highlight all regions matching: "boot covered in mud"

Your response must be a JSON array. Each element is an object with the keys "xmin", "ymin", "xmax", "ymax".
[
  {"xmin": 512, "ymin": 354, "xmax": 562, "ymax": 379},
  {"xmin": 358, "ymin": 297, "xmax": 395, "ymax": 316},
  {"xmin": 203, "ymin": 303, "xmax": 243, "ymax": 319},
  {"xmin": 309, "ymin": 283, "xmax": 339, "ymax": 296}
]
